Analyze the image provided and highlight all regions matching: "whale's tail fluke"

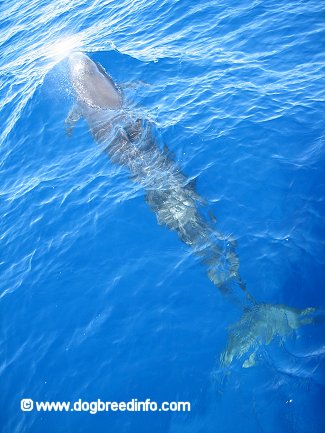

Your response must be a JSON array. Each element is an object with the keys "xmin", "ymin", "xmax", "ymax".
[
  {"xmin": 192, "ymin": 225, "xmax": 319, "ymax": 369},
  {"xmin": 220, "ymin": 303, "xmax": 318, "ymax": 368}
]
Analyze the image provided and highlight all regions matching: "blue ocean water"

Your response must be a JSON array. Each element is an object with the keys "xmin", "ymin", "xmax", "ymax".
[{"xmin": 1, "ymin": 0, "xmax": 325, "ymax": 432}]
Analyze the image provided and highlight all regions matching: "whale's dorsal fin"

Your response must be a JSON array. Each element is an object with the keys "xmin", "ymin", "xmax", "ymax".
[{"xmin": 65, "ymin": 104, "xmax": 82, "ymax": 137}]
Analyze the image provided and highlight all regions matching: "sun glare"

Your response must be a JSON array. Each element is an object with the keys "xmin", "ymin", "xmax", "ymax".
[{"xmin": 45, "ymin": 35, "xmax": 84, "ymax": 63}]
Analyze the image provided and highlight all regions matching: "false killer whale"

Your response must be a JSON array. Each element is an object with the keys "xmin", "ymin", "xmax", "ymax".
[{"xmin": 66, "ymin": 52, "xmax": 317, "ymax": 367}]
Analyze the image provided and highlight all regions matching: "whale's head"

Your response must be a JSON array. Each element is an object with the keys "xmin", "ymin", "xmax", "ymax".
[{"xmin": 68, "ymin": 52, "xmax": 122, "ymax": 110}]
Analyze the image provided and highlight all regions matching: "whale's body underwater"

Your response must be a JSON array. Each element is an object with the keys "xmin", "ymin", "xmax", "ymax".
[{"xmin": 66, "ymin": 52, "xmax": 317, "ymax": 367}]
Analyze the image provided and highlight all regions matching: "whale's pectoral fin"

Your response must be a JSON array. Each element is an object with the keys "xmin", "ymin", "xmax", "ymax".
[
  {"xmin": 65, "ymin": 105, "xmax": 81, "ymax": 137},
  {"xmin": 119, "ymin": 80, "xmax": 151, "ymax": 90}
]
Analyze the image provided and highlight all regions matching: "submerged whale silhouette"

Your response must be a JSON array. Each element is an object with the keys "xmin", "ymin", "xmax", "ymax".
[{"xmin": 66, "ymin": 52, "xmax": 318, "ymax": 367}]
